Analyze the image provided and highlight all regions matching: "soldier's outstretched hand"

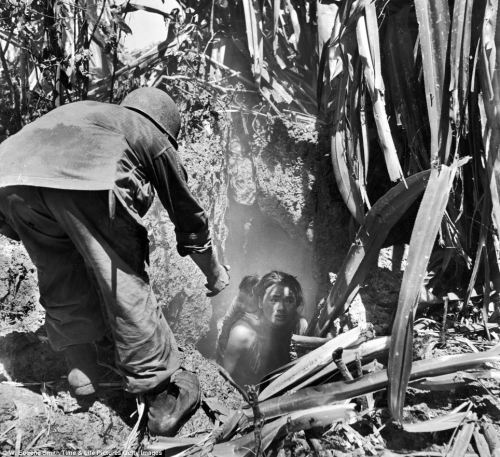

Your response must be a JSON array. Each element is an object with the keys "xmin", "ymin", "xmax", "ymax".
[{"xmin": 206, "ymin": 264, "xmax": 230, "ymax": 297}]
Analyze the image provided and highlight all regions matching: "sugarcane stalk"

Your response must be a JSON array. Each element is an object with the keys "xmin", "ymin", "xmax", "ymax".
[
  {"xmin": 292, "ymin": 336, "xmax": 390, "ymax": 392},
  {"xmin": 258, "ymin": 326, "xmax": 363, "ymax": 401},
  {"xmin": 245, "ymin": 345, "xmax": 500, "ymax": 422},
  {"xmin": 291, "ymin": 335, "xmax": 331, "ymax": 350},
  {"xmin": 354, "ymin": 352, "xmax": 363, "ymax": 378},
  {"xmin": 353, "ymin": 352, "xmax": 370, "ymax": 411},
  {"xmin": 332, "ymin": 348, "xmax": 354, "ymax": 381}
]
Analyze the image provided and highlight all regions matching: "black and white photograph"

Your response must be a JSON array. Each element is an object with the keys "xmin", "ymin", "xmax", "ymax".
[{"xmin": 0, "ymin": 0, "xmax": 499, "ymax": 455}]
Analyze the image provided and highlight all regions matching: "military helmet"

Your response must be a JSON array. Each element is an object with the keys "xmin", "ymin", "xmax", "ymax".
[{"xmin": 121, "ymin": 87, "xmax": 181, "ymax": 148}]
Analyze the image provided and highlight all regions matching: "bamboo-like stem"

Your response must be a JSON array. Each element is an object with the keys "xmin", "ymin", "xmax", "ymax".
[
  {"xmin": 332, "ymin": 348, "xmax": 354, "ymax": 381},
  {"xmin": 292, "ymin": 336, "xmax": 390, "ymax": 393},
  {"xmin": 246, "ymin": 345, "xmax": 500, "ymax": 421},
  {"xmin": 259, "ymin": 326, "xmax": 362, "ymax": 401}
]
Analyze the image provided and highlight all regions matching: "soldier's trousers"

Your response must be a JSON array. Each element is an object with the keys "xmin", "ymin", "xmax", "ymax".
[{"xmin": 0, "ymin": 186, "xmax": 180, "ymax": 393}]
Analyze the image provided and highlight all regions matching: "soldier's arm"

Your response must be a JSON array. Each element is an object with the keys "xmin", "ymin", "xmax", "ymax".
[
  {"xmin": 0, "ymin": 216, "xmax": 20, "ymax": 241},
  {"xmin": 149, "ymin": 144, "xmax": 229, "ymax": 295}
]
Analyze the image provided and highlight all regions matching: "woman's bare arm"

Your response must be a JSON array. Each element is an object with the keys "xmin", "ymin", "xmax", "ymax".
[{"xmin": 221, "ymin": 323, "xmax": 256, "ymax": 376}]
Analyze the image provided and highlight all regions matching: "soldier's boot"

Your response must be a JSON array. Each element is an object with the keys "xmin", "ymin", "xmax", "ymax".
[
  {"xmin": 146, "ymin": 369, "xmax": 201, "ymax": 436},
  {"xmin": 64, "ymin": 343, "xmax": 102, "ymax": 396}
]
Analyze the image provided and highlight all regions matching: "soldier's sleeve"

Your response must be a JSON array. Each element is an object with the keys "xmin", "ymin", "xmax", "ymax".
[
  {"xmin": 0, "ymin": 214, "xmax": 20, "ymax": 241},
  {"xmin": 149, "ymin": 144, "xmax": 212, "ymax": 257}
]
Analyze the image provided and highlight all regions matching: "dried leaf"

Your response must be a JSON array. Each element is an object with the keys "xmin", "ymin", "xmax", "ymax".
[
  {"xmin": 481, "ymin": 417, "xmax": 500, "ymax": 457},
  {"xmin": 411, "ymin": 371, "xmax": 489, "ymax": 391},
  {"xmin": 356, "ymin": 5, "xmax": 404, "ymax": 182},
  {"xmin": 284, "ymin": 0, "xmax": 300, "ymax": 50},
  {"xmin": 449, "ymin": 0, "xmax": 474, "ymax": 133},
  {"xmin": 384, "ymin": 7, "xmax": 429, "ymax": 170},
  {"xmin": 473, "ymin": 425, "xmax": 493, "ymax": 457},
  {"xmin": 142, "ymin": 436, "xmax": 205, "ymax": 453},
  {"xmin": 403, "ymin": 412, "xmax": 469, "ymax": 433},
  {"xmin": 241, "ymin": 0, "xmax": 264, "ymax": 84},
  {"xmin": 272, "ymin": 0, "xmax": 280, "ymax": 53},
  {"xmin": 331, "ymin": 121, "xmax": 366, "ymax": 223},
  {"xmin": 112, "ymin": 14, "xmax": 132, "ymax": 35},
  {"xmin": 445, "ymin": 412, "xmax": 477, "ymax": 457}
]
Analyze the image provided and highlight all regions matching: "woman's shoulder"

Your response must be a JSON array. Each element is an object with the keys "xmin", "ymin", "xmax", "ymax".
[{"xmin": 227, "ymin": 317, "xmax": 259, "ymax": 349}]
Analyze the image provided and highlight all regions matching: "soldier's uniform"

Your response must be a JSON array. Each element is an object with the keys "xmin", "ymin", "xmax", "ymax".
[{"xmin": 0, "ymin": 99, "xmax": 210, "ymax": 395}]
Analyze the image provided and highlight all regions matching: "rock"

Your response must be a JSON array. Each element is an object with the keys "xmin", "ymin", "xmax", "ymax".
[{"xmin": 0, "ymin": 383, "xmax": 44, "ymax": 420}]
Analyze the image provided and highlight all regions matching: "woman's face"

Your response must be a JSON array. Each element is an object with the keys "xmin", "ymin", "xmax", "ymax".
[{"xmin": 261, "ymin": 284, "xmax": 297, "ymax": 327}]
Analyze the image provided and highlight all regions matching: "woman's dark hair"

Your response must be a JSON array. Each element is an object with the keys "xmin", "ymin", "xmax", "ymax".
[
  {"xmin": 238, "ymin": 274, "xmax": 260, "ymax": 296},
  {"xmin": 254, "ymin": 271, "xmax": 304, "ymax": 309}
]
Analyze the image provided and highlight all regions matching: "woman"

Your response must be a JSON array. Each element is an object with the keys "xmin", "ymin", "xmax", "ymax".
[{"xmin": 217, "ymin": 271, "xmax": 307, "ymax": 387}]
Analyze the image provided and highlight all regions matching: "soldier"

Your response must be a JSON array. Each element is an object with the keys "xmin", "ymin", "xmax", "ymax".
[{"xmin": 0, "ymin": 87, "xmax": 230, "ymax": 436}]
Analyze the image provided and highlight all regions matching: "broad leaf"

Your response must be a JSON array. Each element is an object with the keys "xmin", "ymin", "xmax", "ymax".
[
  {"xmin": 479, "ymin": 1, "xmax": 500, "ymax": 234},
  {"xmin": 315, "ymin": 170, "xmax": 431, "ymax": 337},
  {"xmin": 388, "ymin": 163, "xmax": 461, "ymax": 424},
  {"xmin": 414, "ymin": 0, "xmax": 451, "ymax": 162}
]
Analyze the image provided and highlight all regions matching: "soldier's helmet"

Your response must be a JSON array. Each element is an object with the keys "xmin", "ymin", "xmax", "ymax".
[{"xmin": 121, "ymin": 87, "xmax": 181, "ymax": 148}]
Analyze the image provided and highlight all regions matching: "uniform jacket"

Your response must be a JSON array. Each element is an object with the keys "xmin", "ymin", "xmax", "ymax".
[{"xmin": 0, "ymin": 101, "xmax": 210, "ymax": 256}]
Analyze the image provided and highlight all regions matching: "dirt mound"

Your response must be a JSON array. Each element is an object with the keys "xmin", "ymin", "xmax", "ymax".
[
  {"xmin": 0, "ymin": 382, "xmax": 133, "ymax": 454},
  {"xmin": 0, "ymin": 328, "xmax": 134, "ymax": 454},
  {"xmin": 0, "ymin": 321, "xmax": 243, "ymax": 454}
]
